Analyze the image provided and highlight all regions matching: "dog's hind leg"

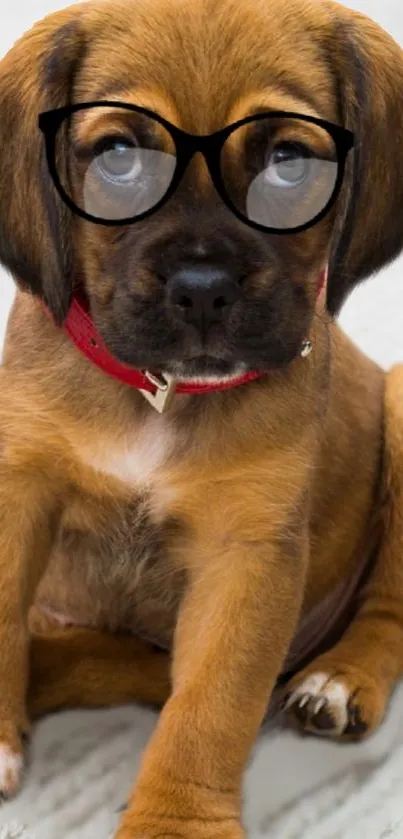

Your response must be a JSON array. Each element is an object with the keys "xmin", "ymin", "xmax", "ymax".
[
  {"xmin": 27, "ymin": 608, "xmax": 171, "ymax": 721},
  {"xmin": 283, "ymin": 365, "xmax": 403, "ymax": 741}
]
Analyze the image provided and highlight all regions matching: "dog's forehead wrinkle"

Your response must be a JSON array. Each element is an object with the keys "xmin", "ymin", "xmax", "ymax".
[{"xmin": 75, "ymin": 0, "xmax": 336, "ymax": 132}]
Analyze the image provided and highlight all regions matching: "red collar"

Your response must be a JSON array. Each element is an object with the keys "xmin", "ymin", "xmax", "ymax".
[{"xmin": 57, "ymin": 266, "xmax": 327, "ymax": 410}]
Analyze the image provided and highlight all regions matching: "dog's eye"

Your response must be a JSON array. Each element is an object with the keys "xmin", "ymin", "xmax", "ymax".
[
  {"xmin": 95, "ymin": 138, "xmax": 142, "ymax": 183},
  {"xmin": 265, "ymin": 142, "xmax": 312, "ymax": 188}
]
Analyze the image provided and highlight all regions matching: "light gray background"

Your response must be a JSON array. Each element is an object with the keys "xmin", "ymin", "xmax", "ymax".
[{"xmin": 0, "ymin": 3, "xmax": 403, "ymax": 839}]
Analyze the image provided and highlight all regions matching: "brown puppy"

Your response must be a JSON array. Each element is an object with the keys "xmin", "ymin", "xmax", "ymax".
[{"xmin": 0, "ymin": 0, "xmax": 403, "ymax": 835}]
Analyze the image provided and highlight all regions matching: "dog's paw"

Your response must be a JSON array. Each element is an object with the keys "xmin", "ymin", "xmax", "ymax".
[
  {"xmin": 0, "ymin": 721, "xmax": 30, "ymax": 800},
  {"xmin": 282, "ymin": 663, "xmax": 387, "ymax": 741},
  {"xmin": 0, "ymin": 744, "xmax": 25, "ymax": 800}
]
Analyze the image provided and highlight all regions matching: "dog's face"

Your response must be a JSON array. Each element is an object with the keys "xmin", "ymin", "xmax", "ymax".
[
  {"xmin": 59, "ymin": 0, "xmax": 343, "ymax": 379},
  {"xmin": 1, "ymin": 0, "xmax": 403, "ymax": 380}
]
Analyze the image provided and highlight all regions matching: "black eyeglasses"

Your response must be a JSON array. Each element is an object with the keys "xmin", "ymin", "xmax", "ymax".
[{"xmin": 38, "ymin": 101, "xmax": 354, "ymax": 234}]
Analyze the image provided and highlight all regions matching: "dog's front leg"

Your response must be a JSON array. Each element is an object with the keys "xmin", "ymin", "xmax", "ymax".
[
  {"xmin": 284, "ymin": 365, "xmax": 403, "ymax": 741},
  {"xmin": 0, "ymin": 455, "xmax": 62, "ymax": 797},
  {"xmin": 116, "ymin": 523, "xmax": 309, "ymax": 839}
]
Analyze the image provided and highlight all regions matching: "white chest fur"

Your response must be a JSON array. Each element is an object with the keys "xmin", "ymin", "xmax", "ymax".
[{"xmin": 76, "ymin": 412, "xmax": 176, "ymax": 504}]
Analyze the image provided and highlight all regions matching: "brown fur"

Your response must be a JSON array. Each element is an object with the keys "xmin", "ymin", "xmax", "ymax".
[{"xmin": 0, "ymin": 0, "xmax": 403, "ymax": 836}]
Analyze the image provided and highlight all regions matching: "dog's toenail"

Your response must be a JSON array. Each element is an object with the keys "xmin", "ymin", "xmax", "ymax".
[{"xmin": 293, "ymin": 701, "xmax": 309, "ymax": 726}]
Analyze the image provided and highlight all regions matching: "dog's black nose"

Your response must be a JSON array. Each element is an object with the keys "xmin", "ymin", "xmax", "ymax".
[{"xmin": 166, "ymin": 265, "xmax": 241, "ymax": 332}]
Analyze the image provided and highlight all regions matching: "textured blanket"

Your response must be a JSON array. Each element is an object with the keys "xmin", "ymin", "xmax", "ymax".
[{"xmin": 1, "ymin": 680, "xmax": 403, "ymax": 839}]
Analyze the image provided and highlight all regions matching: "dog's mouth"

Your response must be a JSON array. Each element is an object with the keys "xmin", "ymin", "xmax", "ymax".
[
  {"xmin": 161, "ymin": 355, "xmax": 248, "ymax": 382},
  {"xmin": 93, "ymin": 269, "xmax": 312, "ymax": 381}
]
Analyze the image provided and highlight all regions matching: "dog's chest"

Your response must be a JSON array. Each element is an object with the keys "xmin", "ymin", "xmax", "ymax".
[
  {"xmin": 83, "ymin": 413, "xmax": 175, "ymax": 493},
  {"xmin": 38, "ymin": 417, "xmax": 187, "ymax": 646}
]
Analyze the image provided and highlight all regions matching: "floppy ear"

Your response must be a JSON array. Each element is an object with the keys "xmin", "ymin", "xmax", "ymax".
[
  {"xmin": 327, "ymin": 5, "xmax": 403, "ymax": 315},
  {"xmin": 0, "ymin": 7, "xmax": 86, "ymax": 323}
]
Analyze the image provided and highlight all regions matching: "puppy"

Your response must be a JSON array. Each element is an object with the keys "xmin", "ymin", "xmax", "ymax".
[{"xmin": 0, "ymin": 0, "xmax": 403, "ymax": 836}]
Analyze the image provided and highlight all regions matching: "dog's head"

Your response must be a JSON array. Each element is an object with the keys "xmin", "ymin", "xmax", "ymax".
[{"xmin": 0, "ymin": 0, "xmax": 402, "ymax": 380}]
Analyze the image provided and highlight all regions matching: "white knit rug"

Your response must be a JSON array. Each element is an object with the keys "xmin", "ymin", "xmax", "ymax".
[{"xmin": 1, "ymin": 680, "xmax": 403, "ymax": 839}]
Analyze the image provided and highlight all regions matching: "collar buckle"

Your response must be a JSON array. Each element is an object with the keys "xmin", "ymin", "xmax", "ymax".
[{"xmin": 139, "ymin": 371, "xmax": 176, "ymax": 413}]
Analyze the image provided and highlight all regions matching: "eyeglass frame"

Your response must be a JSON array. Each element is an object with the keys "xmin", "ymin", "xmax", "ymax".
[{"xmin": 38, "ymin": 101, "xmax": 355, "ymax": 235}]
